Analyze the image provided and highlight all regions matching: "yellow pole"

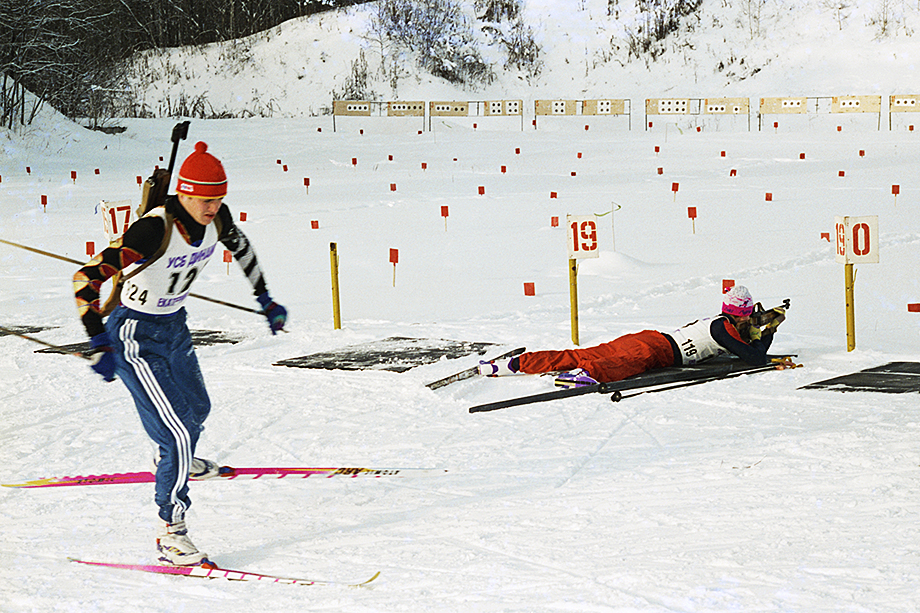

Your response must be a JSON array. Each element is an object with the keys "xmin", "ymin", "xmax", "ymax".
[
  {"xmin": 330, "ymin": 242, "xmax": 341, "ymax": 330},
  {"xmin": 569, "ymin": 258, "xmax": 579, "ymax": 346},
  {"xmin": 845, "ymin": 262, "xmax": 855, "ymax": 351}
]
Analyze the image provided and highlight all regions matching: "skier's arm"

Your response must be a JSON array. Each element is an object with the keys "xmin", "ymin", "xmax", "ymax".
[
  {"xmin": 710, "ymin": 318, "xmax": 773, "ymax": 365},
  {"xmin": 74, "ymin": 216, "xmax": 166, "ymax": 338},
  {"xmin": 215, "ymin": 205, "xmax": 269, "ymax": 298},
  {"xmin": 216, "ymin": 205, "xmax": 286, "ymax": 333}
]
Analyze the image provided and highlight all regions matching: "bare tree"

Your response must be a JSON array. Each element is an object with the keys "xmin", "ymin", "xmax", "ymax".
[
  {"xmin": 371, "ymin": 0, "xmax": 493, "ymax": 87},
  {"xmin": 822, "ymin": 0, "xmax": 852, "ymax": 30},
  {"xmin": 475, "ymin": 0, "xmax": 521, "ymax": 22},
  {"xmin": 0, "ymin": 0, "xmax": 107, "ymax": 127},
  {"xmin": 1, "ymin": 0, "xmax": 375, "ymax": 125},
  {"xmin": 738, "ymin": 0, "xmax": 767, "ymax": 38}
]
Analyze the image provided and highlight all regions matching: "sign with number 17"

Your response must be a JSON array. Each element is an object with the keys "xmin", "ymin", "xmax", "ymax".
[
  {"xmin": 101, "ymin": 200, "xmax": 134, "ymax": 243},
  {"xmin": 566, "ymin": 214, "xmax": 599, "ymax": 259}
]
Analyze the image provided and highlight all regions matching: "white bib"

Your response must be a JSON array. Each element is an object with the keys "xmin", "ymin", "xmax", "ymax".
[
  {"xmin": 669, "ymin": 317, "xmax": 728, "ymax": 365},
  {"xmin": 120, "ymin": 210, "xmax": 218, "ymax": 315}
]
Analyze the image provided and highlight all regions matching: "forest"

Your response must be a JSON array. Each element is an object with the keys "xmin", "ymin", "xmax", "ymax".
[{"xmin": 0, "ymin": 0, "xmax": 367, "ymax": 127}]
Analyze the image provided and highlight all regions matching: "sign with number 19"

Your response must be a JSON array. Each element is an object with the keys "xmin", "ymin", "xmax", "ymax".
[{"xmin": 566, "ymin": 214, "xmax": 599, "ymax": 259}]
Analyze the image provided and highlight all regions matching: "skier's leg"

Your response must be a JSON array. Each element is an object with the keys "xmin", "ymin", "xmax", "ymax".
[
  {"xmin": 518, "ymin": 336, "xmax": 640, "ymax": 375},
  {"xmin": 579, "ymin": 331, "xmax": 676, "ymax": 382},
  {"xmin": 108, "ymin": 310, "xmax": 209, "ymax": 523}
]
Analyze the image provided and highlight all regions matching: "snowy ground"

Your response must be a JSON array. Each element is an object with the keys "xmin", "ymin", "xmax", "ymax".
[{"xmin": 2, "ymin": 111, "xmax": 920, "ymax": 611}]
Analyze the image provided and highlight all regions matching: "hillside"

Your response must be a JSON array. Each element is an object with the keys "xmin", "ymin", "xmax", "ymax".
[{"xmin": 119, "ymin": 0, "xmax": 920, "ymax": 118}]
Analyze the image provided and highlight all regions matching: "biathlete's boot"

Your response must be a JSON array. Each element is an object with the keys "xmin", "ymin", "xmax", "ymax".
[
  {"xmin": 478, "ymin": 356, "xmax": 520, "ymax": 377},
  {"xmin": 554, "ymin": 368, "xmax": 598, "ymax": 389},
  {"xmin": 157, "ymin": 519, "xmax": 209, "ymax": 566},
  {"xmin": 153, "ymin": 457, "xmax": 221, "ymax": 480},
  {"xmin": 189, "ymin": 458, "xmax": 221, "ymax": 480}
]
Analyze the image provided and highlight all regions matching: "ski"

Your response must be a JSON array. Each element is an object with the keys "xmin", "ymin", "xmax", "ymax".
[
  {"xmin": 68, "ymin": 558, "xmax": 380, "ymax": 587},
  {"xmin": 469, "ymin": 356, "xmax": 799, "ymax": 413},
  {"xmin": 610, "ymin": 358, "xmax": 802, "ymax": 402},
  {"xmin": 3, "ymin": 465, "xmax": 446, "ymax": 489},
  {"xmin": 426, "ymin": 346, "xmax": 526, "ymax": 390}
]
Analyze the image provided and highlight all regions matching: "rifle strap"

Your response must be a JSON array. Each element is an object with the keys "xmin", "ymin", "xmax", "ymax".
[{"xmin": 100, "ymin": 210, "xmax": 174, "ymax": 316}]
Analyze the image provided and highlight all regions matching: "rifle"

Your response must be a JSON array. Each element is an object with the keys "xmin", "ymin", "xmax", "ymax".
[
  {"xmin": 138, "ymin": 120, "xmax": 189, "ymax": 217},
  {"xmin": 751, "ymin": 298, "xmax": 790, "ymax": 328}
]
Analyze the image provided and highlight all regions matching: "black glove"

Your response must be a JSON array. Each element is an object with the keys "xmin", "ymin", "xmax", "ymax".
[
  {"xmin": 257, "ymin": 292, "xmax": 287, "ymax": 335},
  {"xmin": 89, "ymin": 332, "xmax": 116, "ymax": 382}
]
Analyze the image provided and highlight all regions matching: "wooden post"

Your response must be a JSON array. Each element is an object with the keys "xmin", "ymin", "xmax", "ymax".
[
  {"xmin": 844, "ymin": 262, "xmax": 855, "ymax": 351},
  {"xmin": 569, "ymin": 258, "xmax": 579, "ymax": 346},
  {"xmin": 330, "ymin": 242, "xmax": 341, "ymax": 330}
]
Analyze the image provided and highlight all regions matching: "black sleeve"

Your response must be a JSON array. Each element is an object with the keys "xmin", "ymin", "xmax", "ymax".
[
  {"xmin": 216, "ymin": 205, "xmax": 269, "ymax": 298},
  {"xmin": 710, "ymin": 318, "xmax": 773, "ymax": 366}
]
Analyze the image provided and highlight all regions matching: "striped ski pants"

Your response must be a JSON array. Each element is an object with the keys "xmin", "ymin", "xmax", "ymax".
[{"xmin": 106, "ymin": 306, "xmax": 211, "ymax": 523}]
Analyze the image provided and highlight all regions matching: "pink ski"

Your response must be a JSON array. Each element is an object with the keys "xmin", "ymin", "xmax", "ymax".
[
  {"xmin": 68, "ymin": 557, "xmax": 380, "ymax": 587},
  {"xmin": 3, "ymin": 465, "xmax": 445, "ymax": 488}
]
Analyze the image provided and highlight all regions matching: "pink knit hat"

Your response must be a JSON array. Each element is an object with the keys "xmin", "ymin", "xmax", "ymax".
[
  {"xmin": 176, "ymin": 142, "xmax": 227, "ymax": 198},
  {"xmin": 722, "ymin": 285, "xmax": 754, "ymax": 317}
]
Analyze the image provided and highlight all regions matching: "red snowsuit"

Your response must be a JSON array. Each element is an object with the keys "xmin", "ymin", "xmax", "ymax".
[
  {"xmin": 516, "ymin": 318, "xmax": 770, "ymax": 383},
  {"xmin": 518, "ymin": 330, "xmax": 676, "ymax": 383}
]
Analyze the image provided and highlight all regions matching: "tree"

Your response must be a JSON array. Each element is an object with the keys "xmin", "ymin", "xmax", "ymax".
[
  {"xmin": 0, "ymin": 0, "xmax": 113, "ymax": 127},
  {"xmin": 1, "ymin": 0, "xmax": 375, "ymax": 125},
  {"xmin": 371, "ymin": 0, "xmax": 493, "ymax": 88},
  {"xmin": 475, "ymin": 0, "xmax": 521, "ymax": 22}
]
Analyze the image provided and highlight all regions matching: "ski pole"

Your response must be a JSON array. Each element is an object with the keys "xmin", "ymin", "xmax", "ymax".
[
  {"xmin": 0, "ymin": 325, "xmax": 91, "ymax": 360},
  {"xmin": 0, "ymin": 238, "xmax": 77, "ymax": 265},
  {"xmin": 610, "ymin": 359, "xmax": 800, "ymax": 402},
  {"xmin": 0, "ymin": 238, "xmax": 259, "ymax": 315}
]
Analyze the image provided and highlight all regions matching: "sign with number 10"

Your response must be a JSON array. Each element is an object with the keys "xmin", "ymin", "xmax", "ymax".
[
  {"xmin": 834, "ymin": 215, "xmax": 878, "ymax": 264},
  {"xmin": 566, "ymin": 214, "xmax": 599, "ymax": 259}
]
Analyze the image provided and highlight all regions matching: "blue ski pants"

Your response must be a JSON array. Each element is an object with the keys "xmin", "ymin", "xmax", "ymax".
[{"xmin": 106, "ymin": 306, "xmax": 211, "ymax": 523}]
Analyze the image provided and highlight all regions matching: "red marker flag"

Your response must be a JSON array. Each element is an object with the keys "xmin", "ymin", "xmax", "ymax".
[{"xmin": 389, "ymin": 248, "xmax": 399, "ymax": 286}]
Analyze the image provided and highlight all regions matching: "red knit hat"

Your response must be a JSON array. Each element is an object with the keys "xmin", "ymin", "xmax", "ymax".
[{"xmin": 176, "ymin": 141, "xmax": 227, "ymax": 198}]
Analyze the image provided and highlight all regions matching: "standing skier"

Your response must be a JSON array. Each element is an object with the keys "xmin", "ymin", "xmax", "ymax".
[
  {"xmin": 74, "ymin": 141, "xmax": 287, "ymax": 566},
  {"xmin": 479, "ymin": 285, "xmax": 785, "ymax": 385}
]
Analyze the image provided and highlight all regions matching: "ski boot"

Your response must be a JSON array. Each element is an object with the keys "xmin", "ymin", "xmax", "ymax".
[
  {"xmin": 554, "ymin": 368, "xmax": 598, "ymax": 389},
  {"xmin": 156, "ymin": 519, "xmax": 209, "ymax": 567},
  {"xmin": 478, "ymin": 356, "xmax": 520, "ymax": 377},
  {"xmin": 153, "ymin": 457, "xmax": 221, "ymax": 481}
]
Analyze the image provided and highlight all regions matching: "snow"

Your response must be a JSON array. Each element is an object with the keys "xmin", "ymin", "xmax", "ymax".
[
  {"xmin": 121, "ymin": 0, "xmax": 920, "ymax": 118},
  {"xmin": 3, "ymin": 1, "xmax": 920, "ymax": 610}
]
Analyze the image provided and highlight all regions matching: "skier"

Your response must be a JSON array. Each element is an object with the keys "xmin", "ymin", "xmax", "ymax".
[
  {"xmin": 74, "ymin": 141, "xmax": 287, "ymax": 566},
  {"xmin": 478, "ymin": 285, "xmax": 785, "ymax": 385}
]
